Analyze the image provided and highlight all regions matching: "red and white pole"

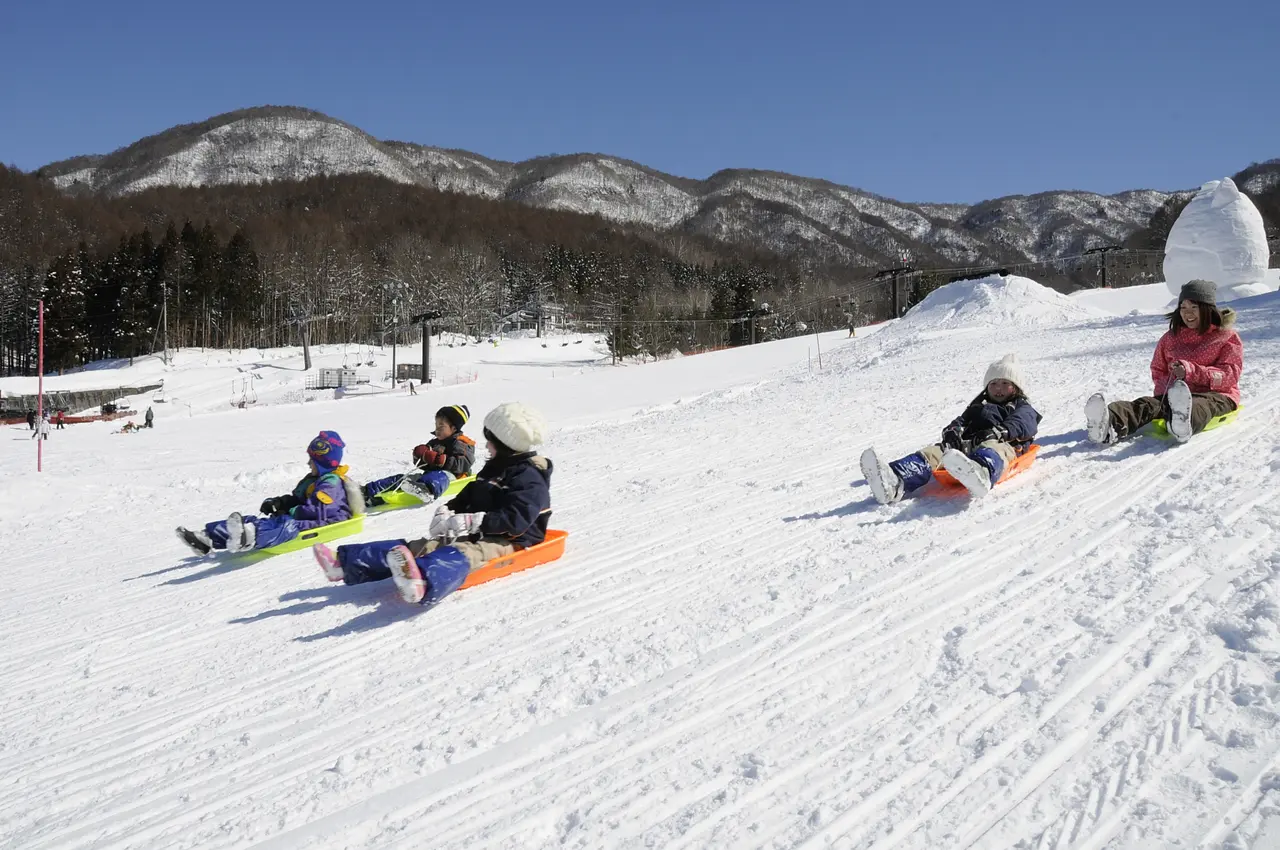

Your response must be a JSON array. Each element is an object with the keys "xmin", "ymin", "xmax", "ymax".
[{"xmin": 37, "ymin": 299, "xmax": 44, "ymax": 472}]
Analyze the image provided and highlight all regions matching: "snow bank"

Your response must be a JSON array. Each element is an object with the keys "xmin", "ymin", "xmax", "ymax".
[
  {"xmin": 1164, "ymin": 177, "xmax": 1273, "ymax": 302},
  {"xmin": 898, "ymin": 274, "xmax": 1105, "ymax": 331},
  {"xmin": 1070, "ymin": 281, "xmax": 1174, "ymax": 315}
]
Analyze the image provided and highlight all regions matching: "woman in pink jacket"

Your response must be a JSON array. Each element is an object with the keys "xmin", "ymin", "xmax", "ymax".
[{"xmin": 1085, "ymin": 279, "xmax": 1242, "ymax": 444}]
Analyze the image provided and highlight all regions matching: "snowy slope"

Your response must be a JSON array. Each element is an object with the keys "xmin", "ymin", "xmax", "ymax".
[
  {"xmin": 3, "ymin": 279, "xmax": 1280, "ymax": 849},
  {"xmin": 39, "ymin": 107, "xmax": 1175, "ymax": 265}
]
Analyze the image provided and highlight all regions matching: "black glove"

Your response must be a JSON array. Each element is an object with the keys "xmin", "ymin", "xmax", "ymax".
[
  {"xmin": 976, "ymin": 426, "xmax": 1009, "ymax": 444},
  {"xmin": 260, "ymin": 497, "xmax": 283, "ymax": 516},
  {"xmin": 941, "ymin": 425, "xmax": 966, "ymax": 451}
]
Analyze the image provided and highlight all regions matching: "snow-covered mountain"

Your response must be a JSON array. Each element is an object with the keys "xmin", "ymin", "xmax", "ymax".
[{"xmin": 39, "ymin": 106, "xmax": 1176, "ymax": 264}]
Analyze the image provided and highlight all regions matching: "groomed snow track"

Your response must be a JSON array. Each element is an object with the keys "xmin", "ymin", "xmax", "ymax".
[{"xmin": 2, "ymin": 284, "xmax": 1279, "ymax": 849}]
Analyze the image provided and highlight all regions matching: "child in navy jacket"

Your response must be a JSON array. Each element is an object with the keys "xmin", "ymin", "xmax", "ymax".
[
  {"xmin": 314, "ymin": 403, "xmax": 553, "ymax": 607},
  {"xmin": 862, "ymin": 354, "xmax": 1041, "ymax": 502}
]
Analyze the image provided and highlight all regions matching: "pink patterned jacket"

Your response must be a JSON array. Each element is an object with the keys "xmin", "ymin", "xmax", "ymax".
[{"xmin": 1150, "ymin": 311, "xmax": 1242, "ymax": 404}]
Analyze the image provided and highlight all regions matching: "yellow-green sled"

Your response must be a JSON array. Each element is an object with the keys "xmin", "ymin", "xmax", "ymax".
[{"xmin": 1148, "ymin": 406, "xmax": 1241, "ymax": 440}]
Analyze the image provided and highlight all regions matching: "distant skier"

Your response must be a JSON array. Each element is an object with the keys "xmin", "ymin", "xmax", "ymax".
[
  {"xmin": 26, "ymin": 410, "xmax": 35, "ymax": 430},
  {"xmin": 55, "ymin": 410, "xmax": 66, "ymax": 430},
  {"xmin": 362, "ymin": 404, "xmax": 475, "ymax": 506},
  {"xmin": 144, "ymin": 407, "xmax": 154, "ymax": 428},
  {"xmin": 314, "ymin": 402, "xmax": 552, "ymax": 607},
  {"xmin": 1085, "ymin": 280, "xmax": 1242, "ymax": 445},
  {"xmin": 176, "ymin": 431, "xmax": 362, "ymax": 555},
  {"xmin": 862, "ymin": 354, "xmax": 1041, "ymax": 502},
  {"xmin": 408, "ymin": 381, "xmax": 417, "ymax": 396},
  {"xmin": 31, "ymin": 413, "xmax": 50, "ymax": 441}
]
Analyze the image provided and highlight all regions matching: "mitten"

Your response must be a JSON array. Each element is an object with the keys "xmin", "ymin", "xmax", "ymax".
[
  {"xmin": 941, "ymin": 425, "xmax": 966, "ymax": 451},
  {"xmin": 443, "ymin": 512, "xmax": 485, "ymax": 539},
  {"xmin": 413, "ymin": 445, "xmax": 443, "ymax": 468},
  {"xmin": 976, "ymin": 426, "xmax": 1009, "ymax": 444}
]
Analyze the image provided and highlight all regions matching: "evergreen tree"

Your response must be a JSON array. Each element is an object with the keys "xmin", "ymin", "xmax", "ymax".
[{"xmin": 42, "ymin": 250, "xmax": 90, "ymax": 369}]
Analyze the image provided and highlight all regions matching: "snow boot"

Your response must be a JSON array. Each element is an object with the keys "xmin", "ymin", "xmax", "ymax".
[
  {"xmin": 1166, "ymin": 379, "xmax": 1193, "ymax": 443},
  {"xmin": 225, "ymin": 512, "xmax": 256, "ymax": 553},
  {"xmin": 176, "ymin": 526, "xmax": 213, "ymax": 556},
  {"xmin": 942, "ymin": 448, "xmax": 1003, "ymax": 499},
  {"xmin": 400, "ymin": 470, "xmax": 450, "ymax": 502},
  {"xmin": 313, "ymin": 543, "xmax": 343, "ymax": 582},
  {"xmin": 861, "ymin": 447, "xmax": 904, "ymax": 505},
  {"xmin": 1085, "ymin": 392, "xmax": 1117, "ymax": 445},
  {"xmin": 398, "ymin": 476, "xmax": 435, "ymax": 502},
  {"xmin": 386, "ymin": 544, "xmax": 427, "ymax": 604}
]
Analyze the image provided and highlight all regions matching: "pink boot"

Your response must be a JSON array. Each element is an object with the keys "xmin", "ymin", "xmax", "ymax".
[
  {"xmin": 313, "ymin": 543, "xmax": 343, "ymax": 582},
  {"xmin": 386, "ymin": 545, "xmax": 426, "ymax": 604}
]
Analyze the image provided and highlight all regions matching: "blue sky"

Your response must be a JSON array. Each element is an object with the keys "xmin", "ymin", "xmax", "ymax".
[{"xmin": 1, "ymin": 0, "xmax": 1275, "ymax": 203}]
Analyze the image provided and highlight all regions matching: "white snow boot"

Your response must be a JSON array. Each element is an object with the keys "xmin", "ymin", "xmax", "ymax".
[
  {"xmin": 313, "ymin": 543, "xmax": 344, "ymax": 582},
  {"xmin": 176, "ymin": 526, "xmax": 213, "ymax": 556},
  {"xmin": 225, "ymin": 512, "xmax": 256, "ymax": 553},
  {"xmin": 1166, "ymin": 379, "xmax": 1193, "ymax": 443},
  {"xmin": 386, "ymin": 544, "xmax": 427, "ymax": 605},
  {"xmin": 1085, "ymin": 392, "xmax": 1117, "ymax": 445},
  {"xmin": 941, "ymin": 448, "xmax": 993, "ymax": 499},
  {"xmin": 861, "ymin": 447, "xmax": 905, "ymax": 505},
  {"xmin": 398, "ymin": 475, "xmax": 436, "ymax": 502}
]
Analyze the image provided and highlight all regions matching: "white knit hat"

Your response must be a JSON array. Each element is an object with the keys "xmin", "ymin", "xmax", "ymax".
[
  {"xmin": 983, "ymin": 354, "xmax": 1026, "ymax": 395},
  {"xmin": 483, "ymin": 402, "xmax": 549, "ymax": 453}
]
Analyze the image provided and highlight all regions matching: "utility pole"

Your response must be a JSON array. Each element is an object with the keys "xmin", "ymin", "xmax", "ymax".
[
  {"xmin": 874, "ymin": 263, "xmax": 916, "ymax": 318},
  {"xmin": 161, "ymin": 284, "xmax": 170, "ymax": 365},
  {"xmin": 287, "ymin": 306, "xmax": 316, "ymax": 370},
  {"xmin": 37, "ymin": 300, "xmax": 44, "ymax": 472},
  {"xmin": 410, "ymin": 309, "xmax": 443, "ymax": 384},
  {"xmin": 1084, "ymin": 245, "xmax": 1122, "ymax": 288}
]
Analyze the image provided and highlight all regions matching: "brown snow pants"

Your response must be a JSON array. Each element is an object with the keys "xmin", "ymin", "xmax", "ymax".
[
  {"xmin": 1108, "ymin": 392, "xmax": 1236, "ymax": 439},
  {"xmin": 918, "ymin": 439, "xmax": 1018, "ymax": 470},
  {"xmin": 406, "ymin": 536, "xmax": 518, "ymax": 572}
]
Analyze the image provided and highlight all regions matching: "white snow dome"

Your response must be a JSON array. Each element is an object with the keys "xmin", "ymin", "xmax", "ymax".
[{"xmin": 1164, "ymin": 177, "xmax": 1273, "ymax": 302}]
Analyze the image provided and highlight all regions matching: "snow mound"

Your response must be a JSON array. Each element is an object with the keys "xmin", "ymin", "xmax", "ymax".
[
  {"xmin": 1164, "ymin": 177, "xmax": 1273, "ymax": 302},
  {"xmin": 899, "ymin": 274, "xmax": 1106, "ymax": 331}
]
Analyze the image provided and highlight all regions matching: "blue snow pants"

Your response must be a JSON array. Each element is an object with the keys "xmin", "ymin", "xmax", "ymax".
[
  {"xmin": 204, "ymin": 514, "xmax": 300, "ymax": 551},
  {"xmin": 335, "ymin": 538, "xmax": 473, "ymax": 608}
]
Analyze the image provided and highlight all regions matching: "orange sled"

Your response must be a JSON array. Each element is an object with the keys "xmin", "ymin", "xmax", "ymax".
[
  {"xmin": 459, "ymin": 529, "xmax": 569, "ymax": 591},
  {"xmin": 934, "ymin": 444, "xmax": 1040, "ymax": 488}
]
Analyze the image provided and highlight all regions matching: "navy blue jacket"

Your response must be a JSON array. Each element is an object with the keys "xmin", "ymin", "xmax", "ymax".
[
  {"xmin": 947, "ymin": 392, "xmax": 1041, "ymax": 451},
  {"xmin": 448, "ymin": 451, "xmax": 553, "ymax": 547}
]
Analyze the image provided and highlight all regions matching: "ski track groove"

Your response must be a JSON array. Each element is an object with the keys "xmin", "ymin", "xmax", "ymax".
[
  {"xmin": 251, "ymin": 398, "xmax": 1278, "ymax": 850},
  {"xmin": 4, "ymin": 328, "xmax": 1278, "ymax": 850}
]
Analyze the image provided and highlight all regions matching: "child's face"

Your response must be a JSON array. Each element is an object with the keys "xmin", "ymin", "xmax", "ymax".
[
  {"xmin": 986, "ymin": 379, "xmax": 1017, "ymax": 402},
  {"xmin": 434, "ymin": 416, "xmax": 456, "ymax": 439},
  {"xmin": 1179, "ymin": 299, "xmax": 1202, "ymax": 329}
]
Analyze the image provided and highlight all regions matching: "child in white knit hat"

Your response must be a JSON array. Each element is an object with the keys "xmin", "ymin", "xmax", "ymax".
[
  {"xmin": 313, "ymin": 402, "xmax": 554, "ymax": 607},
  {"xmin": 861, "ymin": 354, "xmax": 1041, "ymax": 502}
]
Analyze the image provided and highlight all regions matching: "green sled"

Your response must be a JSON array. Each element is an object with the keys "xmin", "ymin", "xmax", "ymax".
[
  {"xmin": 368, "ymin": 474, "xmax": 474, "ymax": 513},
  {"xmin": 1149, "ymin": 406, "xmax": 1241, "ymax": 440},
  {"xmin": 231, "ymin": 514, "xmax": 368, "ymax": 562}
]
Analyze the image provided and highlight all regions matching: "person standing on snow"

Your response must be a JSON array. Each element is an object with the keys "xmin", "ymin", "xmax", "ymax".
[
  {"xmin": 145, "ymin": 407, "xmax": 154, "ymax": 429},
  {"xmin": 314, "ymin": 402, "xmax": 553, "ymax": 608},
  {"xmin": 55, "ymin": 410, "xmax": 66, "ymax": 429},
  {"xmin": 1085, "ymin": 280, "xmax": 1242, "ymax": 445},
  {"xmin": 31, "ymin": 413, "xmax": 50, "ymax": 441},
  {"xmin": 862, "ymin": 354, "xmax": 1042, "ymax": 502},
  {"xmin": 26, "ymin": 410, "xmax": 36, "ymax": 430}
]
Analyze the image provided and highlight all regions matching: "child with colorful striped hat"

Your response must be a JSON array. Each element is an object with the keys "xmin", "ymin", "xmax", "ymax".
[{"xmin": 363, "ymin": 404, "xmax": 477, "ymax": 505}]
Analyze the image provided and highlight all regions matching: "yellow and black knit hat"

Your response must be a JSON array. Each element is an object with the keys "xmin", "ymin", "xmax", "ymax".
[{"xmin": 436, "ymin": 404, "xmax": 470, "ymax": 431}]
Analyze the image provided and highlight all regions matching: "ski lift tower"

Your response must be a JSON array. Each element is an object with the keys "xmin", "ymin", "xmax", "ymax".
[{"xmin": 410, "ymin": 309, "xmax": 444, "ymax": 384}]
